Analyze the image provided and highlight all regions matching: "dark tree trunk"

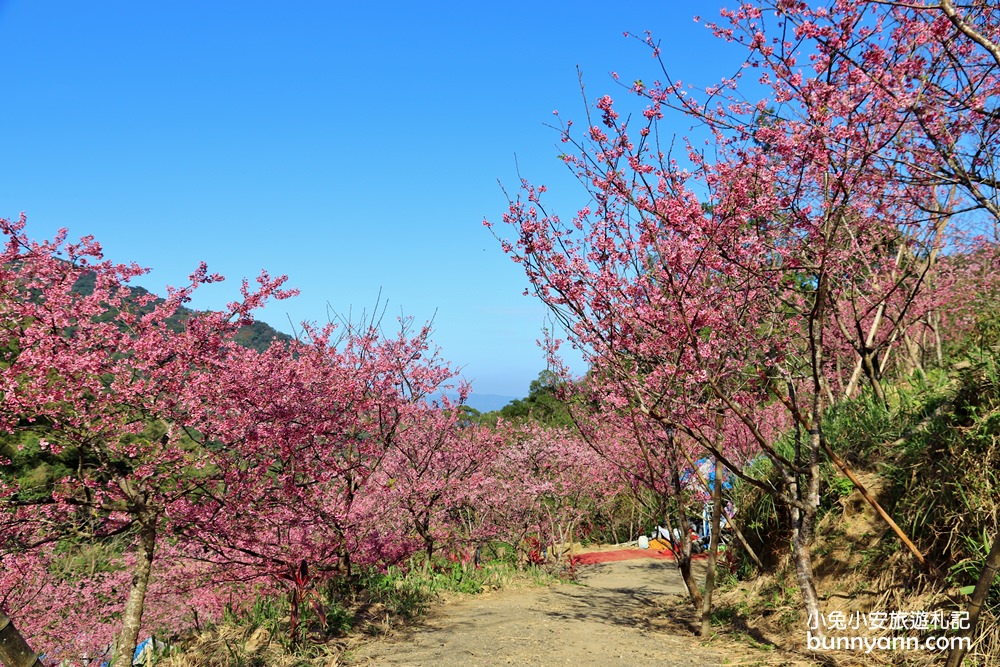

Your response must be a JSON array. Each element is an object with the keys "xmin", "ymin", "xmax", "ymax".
[
  {"xmin": 0, "ymin": 610, "xmax": 44, "ymax": 667},
  {"xmin": 668, "ymin": 464, "xmax": 702, "ymax": 611}
]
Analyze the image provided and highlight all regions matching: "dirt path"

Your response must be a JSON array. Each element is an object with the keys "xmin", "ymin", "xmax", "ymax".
[{"xmin": 347, "ymin": 557, "xmax": 745, "ymax": 666}]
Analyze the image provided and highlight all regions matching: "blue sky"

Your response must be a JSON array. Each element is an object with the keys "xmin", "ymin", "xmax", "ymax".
[{"xmin": 0, "ymin": 1, "xmax": 746, "ymax": 397}]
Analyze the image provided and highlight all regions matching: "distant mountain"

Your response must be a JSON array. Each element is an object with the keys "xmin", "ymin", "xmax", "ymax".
[
  {"xmin": 464, "ymin": 393, "xmax": 518, "ymax": 413},
  {"xmin": 71, "ymin": 271, "xmax": 293, "ymax": 353}
]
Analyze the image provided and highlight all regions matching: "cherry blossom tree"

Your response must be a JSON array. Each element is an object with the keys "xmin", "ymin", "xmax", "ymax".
[
  {"xmin": 384, "ymin": 402, "xmax": 503, "ymax": 562},
  {"xmin": 478, "ymin": 421, "xmax": 620, "ymax": 569},
  {"xmin": 164, "ymin": 313, "xmax": 495, "ymax": 648},
  {"xmin": 487, "ymin": 0, "xmax": 998, "ymax": 629},
  {"xmin": 0, "ymin": 216, "xmax": 295, "ymax": 665},
  {"xmin": 1, "ymin": 217, "xmax": 622, "ymax": 661}
]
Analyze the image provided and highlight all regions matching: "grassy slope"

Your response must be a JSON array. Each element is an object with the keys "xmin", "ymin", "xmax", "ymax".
[{"xmin": 713, "ymin": 352, "xmax": 1000, "ymax": 665}]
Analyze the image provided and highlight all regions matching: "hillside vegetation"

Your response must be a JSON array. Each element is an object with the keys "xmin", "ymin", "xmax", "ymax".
[{"xmin": 71, "ymin": 269, "xmax": 293, "ymax": 353}]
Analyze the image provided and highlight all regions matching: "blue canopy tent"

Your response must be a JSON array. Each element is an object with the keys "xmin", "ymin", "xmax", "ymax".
[
  {"xmin": 680, "ymin": 457, "xmax": 734, "ymax": 493},
  {"xmin": 679, "ymin": 458, "xmax": 734, "ymax": 539}
]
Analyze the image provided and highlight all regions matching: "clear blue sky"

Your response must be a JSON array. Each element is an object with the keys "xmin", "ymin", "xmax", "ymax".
[{"xmin": 0, "ymin": 0, "xmax": 746, "ymax": 397}]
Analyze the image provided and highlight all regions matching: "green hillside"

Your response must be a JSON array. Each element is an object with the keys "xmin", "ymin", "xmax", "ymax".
[{"xmin": 71, "ymin": 270, "xmax": 293, "ymax": 353}]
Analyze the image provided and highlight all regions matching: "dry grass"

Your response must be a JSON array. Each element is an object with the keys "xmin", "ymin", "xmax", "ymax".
[
  {"xmin": 702, "ymin": 471, "xmax": 999, "ymax": 666},
  {"xmin": 157, "ymin": 620, "xmax": 353, "ymax": 667}
]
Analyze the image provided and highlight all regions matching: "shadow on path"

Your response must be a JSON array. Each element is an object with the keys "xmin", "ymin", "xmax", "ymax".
[{"xmin": 348, "ymin": 556, "xmax": 743, "ymax": 666}]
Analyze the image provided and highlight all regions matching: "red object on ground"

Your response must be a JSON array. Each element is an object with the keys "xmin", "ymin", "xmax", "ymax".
[{"xmin": 572, "ymin": 548, "xmax": 707, "ymax": 565}]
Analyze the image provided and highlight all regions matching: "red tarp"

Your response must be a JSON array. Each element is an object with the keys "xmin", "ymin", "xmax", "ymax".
[{"xmin": 572, "ymin": 548, "xmax": 708, "ymax": 565}]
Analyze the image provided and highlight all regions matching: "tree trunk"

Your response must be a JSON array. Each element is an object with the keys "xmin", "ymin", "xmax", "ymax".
[
  {"xmin": 799, "ymin": 268, "xmax": 826, "ymax": 637},
  {"xmin": 420, "ymin": 518, "xmax": 435, "ymax": 562},
  {"xmin": 790, "ymin": 507, "xmax": 823, "ymax": 640},
  {"xmin": 903, "ymin": 331, "xmax": 924, "ymax": 377},
  {"xmin": 861, "ymin": 350, "xmax": 888, "ymax": 408},
  {"xmin": 797, "ymin": 415, "xmax": 823, "ymax": 639},
  {"xmin": 675, "ymin": 525, "xmax": 703, "ymax": 612},
  {"xmin": 0, "ymin": 610, "xmax": 44, "ymax": 667},
  {"xmin": 932, "ymin": 311, "xmax": 944, "ymax": 366},
  {"xmin": 288, "ymin": 587, "xmax": 302, "ymax": 648},
  {"xmin": 945, "ymin": 532, "xmax": 1000, "ymax": 667},
  {"xmin": 699, "ymin": 458, "xmax": 724, "ymax": 636},
  {"xmin": 113, "ymin": 513, "xmax": 158, "ymax": 667},
  {"xmin": 668, "ymin": 465, "xmax": 703, "ymax": 611}
]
